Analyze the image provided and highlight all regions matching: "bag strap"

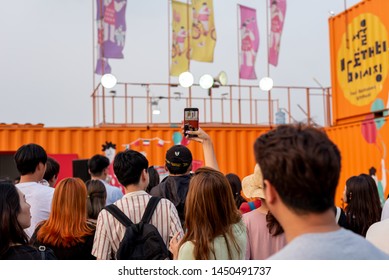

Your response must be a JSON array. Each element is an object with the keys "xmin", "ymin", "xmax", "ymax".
[
  {"xmin": 105, "ymin": 204, "xmax": 133, "ymax": 227},
  {"xmin": 141, "ymin": 197, "xmax": 161, "ymax": 224}
]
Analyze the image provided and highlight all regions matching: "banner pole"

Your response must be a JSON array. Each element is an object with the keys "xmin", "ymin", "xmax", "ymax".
[
  {"xmin": 237, "ymin": 4, "xmax": 241, "ymax": 124},
  {"xmin": 168, "ymin": 0, "xmax": 171, "ymax": 123},
  {"xmin": 266, "ymin": 0, "xmax": 270, "ymax": 77}
]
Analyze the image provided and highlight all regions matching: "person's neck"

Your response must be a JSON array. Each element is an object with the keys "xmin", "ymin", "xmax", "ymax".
[
  {"xmin": 91, "ymin": 175, "xmax": 105, "ymax": 181},
  {"xmin": 279, "ymin": 208, "xmax": 340, "ymax": 243},
  {"xmin": 124, "ymin": 184, "xmax": 146, "ymax": 194},
  {"xmin": 19, "ymin": 174, "xmax": 41, "ymax": 184},
  {"xmin": 169, "ymin": 172, "xmax": 190, "ymax": 177}
]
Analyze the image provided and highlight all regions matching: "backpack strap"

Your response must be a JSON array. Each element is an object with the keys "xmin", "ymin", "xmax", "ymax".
[
  {"xmin": 105, "ymin": 204, "xmax": 133, "ymax": 227},
  {"xmin": 141, "ymin": 197, "xmax": 161, "ymax": 224}
]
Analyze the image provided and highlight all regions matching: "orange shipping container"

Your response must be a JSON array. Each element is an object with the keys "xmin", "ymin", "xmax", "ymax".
[
  {"xmin": 1, "ymin": 122, "xmax": 387, "ymax": 206},
  {"xmin": 329, "ymin": 0, "xmax": 389, "ymax": 124}
]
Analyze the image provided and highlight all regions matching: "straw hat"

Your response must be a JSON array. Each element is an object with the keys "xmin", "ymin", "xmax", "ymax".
[{"xmin": 242, "ymin": 164, "xmax": 265, "ymax": 199}]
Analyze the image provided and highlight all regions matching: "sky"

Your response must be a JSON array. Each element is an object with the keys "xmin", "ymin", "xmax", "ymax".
[{"xmin": 0, "ymin": 0, "xmax": 362, "ymax": 127}]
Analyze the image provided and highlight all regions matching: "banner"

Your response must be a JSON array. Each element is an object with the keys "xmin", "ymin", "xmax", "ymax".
[
  {"xmin": 170, "ymin": 1, "xmax": 191, "ymax": 77},
  {"xmin": 95, "ymin": 0, "xmax": 127, "ymax": 74},
  {"xmin": 239, "ymin": 5, "xmax": 259, "ymax": 80},
  {"xmin": 190, "ymin": 0, "xmax": 217, "ymax": 62},
  {"xmin": 269, "ymin": 0, "xmax": 286, "ymax": 67}
]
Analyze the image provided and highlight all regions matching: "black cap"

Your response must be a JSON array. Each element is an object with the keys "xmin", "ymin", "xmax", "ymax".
[{"xmin": 165, "ymin": 145, "xmax": 193, "ymax": 174}]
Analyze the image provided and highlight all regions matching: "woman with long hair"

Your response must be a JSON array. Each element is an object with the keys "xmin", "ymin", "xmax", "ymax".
[
  {"xmin": 241, "ymin": 164, "xmax": 286, "ymax": 259},
  {"xmin": 0, "ymin": 182, "xmax": 55, "ymax": 259},
  {"xmin": 169, "ymin": 167, "xmax": 246, "ymax": 260},
  {"xmin": 86, "ymin": 180, "xmax": 107, "ymax": 226},
  {"xmin": 225, "ymin": 173, "xmax": 247, "ymax": 209},
  {"xmin": 31, "ymin": 177, "xmax": 96, "ymax": 259},
  {"xmin": 344, "ymin": 174, "xmax": 382, "ymax": 237}
]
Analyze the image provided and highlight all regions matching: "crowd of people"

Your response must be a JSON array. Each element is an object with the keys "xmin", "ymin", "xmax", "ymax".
[{"xmin": 1, "ymin": 123, "xmax": 389, "ymax": 260}]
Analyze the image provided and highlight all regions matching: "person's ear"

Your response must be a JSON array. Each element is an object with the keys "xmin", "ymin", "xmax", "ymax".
[{"xmin": 264, "ymin": 179, "xmax": 277, "ymax": 205}]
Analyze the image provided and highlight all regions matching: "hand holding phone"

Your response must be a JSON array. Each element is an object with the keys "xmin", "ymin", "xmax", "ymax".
[{"xmin": 184, "ymin": 108, "xmax": 199, "ymax": 138}]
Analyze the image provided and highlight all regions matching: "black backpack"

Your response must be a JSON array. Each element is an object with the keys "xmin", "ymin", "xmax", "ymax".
[{"xmin": 104, "ymin": 197, "xmax": 169, "ymax": 260}]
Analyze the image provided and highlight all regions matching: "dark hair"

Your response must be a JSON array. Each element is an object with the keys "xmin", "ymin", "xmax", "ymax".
[
  {"xmin": 86, "ymin": 180, "xmax": 107, "ymax": 220},
  {"xmin": 0, "ymin": 182, "xmax": 29, "ymax": 257},
  {"xmin": 146, "ymin": 166, "xmax": 160, "ymax": 193},
  {"xmin": 88, "ymin": 155, "xmax": 110, "ymax": 176},
  {"xmin": 43, "ymin": 157, "xmax": 60, "ymax": 181},
  {"xmin": 254, "ymin": 123, "xmax": 341, "ymax": 214},
  {"xmin": 14, "ymin": 143, "xmax": 47, "ymax": 175},
  {"xmin": 113, "ymin": 150, "xmax": 148, "ymax": 186},
  {"xmin": 344, "ymin": 174, "xmax": 382, "ymax": 236},
  {"xmin": 226, "ymin": 173, "xmax": 247, "ymax": 208},
  {"xmin": 266, "ymin": 211, "xmax": 284, "ymax": 236}
]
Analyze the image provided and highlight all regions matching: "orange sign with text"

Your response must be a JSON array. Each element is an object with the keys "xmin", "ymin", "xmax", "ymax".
[{"xmin": 329, "ymin": 0, "xmax": 389, "ymax": 123}]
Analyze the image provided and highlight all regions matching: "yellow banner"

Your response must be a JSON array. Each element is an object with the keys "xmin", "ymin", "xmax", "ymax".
[
  {"xmin": 170, "ymin": 1, "xmax": 191, "ymax": 76},
  {"xmin": 191, "ymin": 0, "xmax": 216, "ymax": 62}
]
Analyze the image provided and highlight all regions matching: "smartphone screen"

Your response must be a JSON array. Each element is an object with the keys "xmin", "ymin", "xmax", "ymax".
[{"xmin": 184, "ymin": 108, "xmax": 199, "ymax": 137}]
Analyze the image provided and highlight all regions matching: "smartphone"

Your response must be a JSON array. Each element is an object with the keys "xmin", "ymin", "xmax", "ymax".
[{"xmin": 184, "ymin": 108, "xmax": 199, "ymax": 137}]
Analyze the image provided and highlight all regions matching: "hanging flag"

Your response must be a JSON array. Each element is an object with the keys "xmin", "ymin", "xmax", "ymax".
[
  {"xmin": 131, "ymin": 139, "xmax": 140, "ymax": 146},
  {"xmin": 170, "ymin": 1, "xmax": 191, "ymax": 77},
  {"xmin": 190, "ymin": 0, "xmax": 216, "ymax": 62},
  {"xmin": 269, "ymin": 0, "xmax": 287, "ymax": 67},
  {"xmin": 95, "ymin": 0, "xmax": 127, "ymax": 74},
  {"xmin": 142, "ymin": 139, "xmax": 151, "ymax": 146},
  {"xmin": 239, "ymin": 5, "xmax": 259, "ymax": 80},
  {"xmin": 157, "ymin": 139, "xmax": 165, "ymax": 147}
]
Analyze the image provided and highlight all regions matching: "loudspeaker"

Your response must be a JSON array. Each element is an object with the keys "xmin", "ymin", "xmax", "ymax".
[{"xmin": 72, "ymin": 159, "xmax": 90, "ymax": 182}]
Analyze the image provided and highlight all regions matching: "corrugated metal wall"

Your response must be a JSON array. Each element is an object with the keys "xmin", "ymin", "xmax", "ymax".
[
  {"xmin": 0, "ymin": 125, "xmax": 270, "ymax": 182},
  {"xmin": 1, "ymin": 121, "xmax": 388, "ymax": 206},
  {"xmin": 326, "ymin": 116, "xmax": 389, "ymax": 206}
]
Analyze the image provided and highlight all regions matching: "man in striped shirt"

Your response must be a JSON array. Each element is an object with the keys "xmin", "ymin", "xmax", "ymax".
[{"xmin": 92, "ymin": 150, "xmax": 183, "ymax": 260}]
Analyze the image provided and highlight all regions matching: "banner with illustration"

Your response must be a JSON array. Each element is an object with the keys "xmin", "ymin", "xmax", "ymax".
[
  {"xmin": 239, "ymin": 5, "xmax": 259, "ymax": 80},
  {"xmin": 170, "ymin": 1, "xmax": 191, "ymax": 77},
  {"xmin": 95, "ymin": 0, "xmax": 127, "ymax": 75},
  {"xmin": 190, "ymin": 0, "xmax": 217, "ymax": 62},
  {"xmin": 269, "ymin": 0, "xmax": 286, "ymax": 67},
  {"xmin": 329, "ymin": 0, "xmax": 389, "ymax": 123}
]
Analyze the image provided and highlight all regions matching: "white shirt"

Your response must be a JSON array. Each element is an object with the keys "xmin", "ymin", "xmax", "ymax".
[
  {"xmin": 366, "ymin": 219, "xmax": 389, "ymax": 254},
  {"xmin": 15, "ymin": 182, "xmax": 54, "ymax": 238},
  {"xmin": 100, "ymin": 179, "xmax": 123, "ymax": 205},
  {"xmin": 381, "ymin": 198, "xmax": 389, "ymax": 221}
]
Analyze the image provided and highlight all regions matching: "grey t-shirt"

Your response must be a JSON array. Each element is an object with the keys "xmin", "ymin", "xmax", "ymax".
[{"xmin": 268, "ymin": 228, "xmax": 389, "ymax": 260}]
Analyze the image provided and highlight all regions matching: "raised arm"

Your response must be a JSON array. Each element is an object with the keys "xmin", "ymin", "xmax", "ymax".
[{"xmin": 185, "ymin": 128, "xmax": 219, "ymax": 171}]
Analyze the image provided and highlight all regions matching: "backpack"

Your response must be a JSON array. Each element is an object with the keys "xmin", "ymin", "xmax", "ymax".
[{"xmin": 104, "ymin": 197, "xmax": 169, "ymax": 260}]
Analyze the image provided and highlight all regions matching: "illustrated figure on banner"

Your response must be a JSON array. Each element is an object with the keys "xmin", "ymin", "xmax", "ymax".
[
  {"xmin": 102, "ymin": 141, "xmax": 124, "ymax": 192},
  {"xmin": 198, "ymin": 2, "xmax": 210, "ymax": 36},
  {"xmin": 98, "ymin": 0, "xmax": 127, "ymax": 44},
  {"xmin": 241, "ymin": 20, "xmax": 256, "ymax": 67},
  {"xmin": 177, "ymin": 26, "xmax": 187, "ymax": 55},
  {"xmin": 270, "ymin": 0, "xmax": 284, "ymax": 53},
  {"xmin": 114, "ymin": 25, "xmax": 125, "ymax": 47}
]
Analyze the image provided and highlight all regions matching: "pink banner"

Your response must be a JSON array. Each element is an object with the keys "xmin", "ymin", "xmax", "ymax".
[
  {"xmin": 239, "ymin": 5, "xmax": 259, "ymax": 80},
  {"xmin": 269, "ymin": 0, "xmax": 286, "ymax": 67}
]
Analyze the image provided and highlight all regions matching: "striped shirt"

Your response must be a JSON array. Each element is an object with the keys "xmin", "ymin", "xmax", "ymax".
[{"xmin": 92, "ymin": 190, "xmax": 183, "ymax": 260}]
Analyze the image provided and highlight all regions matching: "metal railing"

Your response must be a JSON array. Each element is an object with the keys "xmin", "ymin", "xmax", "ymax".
[{"xmin": 91, "ymin": 82, "xmax": 332, "ymax": 127}]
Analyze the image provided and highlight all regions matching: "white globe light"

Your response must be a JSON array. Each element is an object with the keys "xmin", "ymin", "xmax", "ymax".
[
  {"xmin": 101, "ymin": 74, "xmax": 117, "ymax": 89},
  {"xmin": 259, "ymin": 77, "xmax": 274, "ymax": 91},
  {"xmin": 199, "ymin": 74, "xmax": 214, "ymax": 89},
  {"xmin": 178, "ymin": 72, "xmax": 194, "ymax": 88}
]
